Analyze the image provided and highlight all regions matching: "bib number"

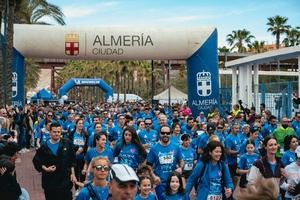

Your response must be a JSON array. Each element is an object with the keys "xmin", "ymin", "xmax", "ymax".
[{"xmin": 207, "ymin": 195, "xmax": 222, "ymax": 200}]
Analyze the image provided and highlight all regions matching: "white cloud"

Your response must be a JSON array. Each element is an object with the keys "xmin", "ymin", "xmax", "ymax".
[{"xmin": 63, "ymin": 1, "xmax": 119, "ymax": 18}]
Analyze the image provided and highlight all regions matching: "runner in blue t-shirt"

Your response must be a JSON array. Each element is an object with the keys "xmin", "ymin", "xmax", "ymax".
[
  {"xmin": 36, "ymin": 121, "xmax": 51, "ymax": 148},
  {"xmin": 83, "ymin": 133, "xmax": 113, "ymax": 176},
  {"xmin": 237, "ymin": 140, "xmax": 260, "ymax": 188},
  {"xmin": 281, "ymin": 135, "xmax": 298, "ymax": 167},
  {"xmin": 185, "ymin": 141, "xmax": 233, "ymax": 200},
  {"xmin": 138, "ymin": 118, "xmax": 159, "ymax": 153},
  {"xmin": 76, "ymin": 156, "xmax": 110, "ymax": 200},
  {"xmin": 146, "ymin": 125, "xmax": 184, "ymax": 200},
  {"xmin": 109, "ymin": 114, "xmax": 126, "ymax": 144},
  {"xmin": 113, "ymin": 127, "xmax": 147, "ymax": 170},
  {"xmin": 225, "ymin": 123, "xmax": 242, "ymax": 187},
  {"xmin": 180, "ymin": 134, "xmax": 197, "ymax": 182},
  {"xmin": 170, "ymin": 122, "xmax": 182, "ymax": 146}
]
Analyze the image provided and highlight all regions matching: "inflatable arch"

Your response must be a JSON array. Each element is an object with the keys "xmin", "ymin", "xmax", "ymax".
[
  {"xmin": 58, "ymin": 78, "xmax": 113, "ymax": 100},
  {"xmin": 13, "ymin": 24, "xmax": 219, "ymax": 116}
]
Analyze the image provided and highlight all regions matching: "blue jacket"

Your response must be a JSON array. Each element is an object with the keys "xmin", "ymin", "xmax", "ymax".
[{"xmin": 185, "ymin": 160, "xmax": 234, "ymax": 200}]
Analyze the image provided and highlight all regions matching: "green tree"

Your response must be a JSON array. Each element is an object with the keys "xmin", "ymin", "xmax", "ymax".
[
  {"xmin": 248, "ymin": 40, "xmax": 266, "ymax": 53},
  {"xmin": 226, "ymin": 29, "xmax": 255, "ymax": 53},
  {"xmin": 218, "ymin": 46, "xmax": 230, "ymax": 52},
  {"xmin": 17, "ymin": 0, "xmax": 65, "ymax": 24},
  {"xmin": 267, "ymin": 15, "xmax": 291, "ymax": 49},
  {"xmin": 0, "ymin": 0, "xmax": 21, "ymax": 106},
  {"xmin": 0, "ymin": 0, "xmax": 65, "ymax": 106},
  {"xmin": 25, "ymin": 58, "xmax": 40, "ymax": 93},
  {"xmin": 282, "ymin": 26, "xmax": 300, "ymax": 47}
]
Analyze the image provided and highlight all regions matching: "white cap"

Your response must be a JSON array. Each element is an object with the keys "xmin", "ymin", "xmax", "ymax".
[{"xmin": 110, "ymin": 164, "xmax": 139, "ymax": 183}]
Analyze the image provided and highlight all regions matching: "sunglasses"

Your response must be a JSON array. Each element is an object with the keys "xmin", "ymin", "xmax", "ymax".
[
  {"xmin": 217, "ymin": 127, "xmax": 223, "ymax": 129},
  {"xmin": 47, "ymin": 115, "xmax": 53, "ymax": 117},
  {"xmin": 145, "ymin": 123, "xmax": 152, "ymax": 125},
  {"xmin": 94, "ymin": 165, "xmax": 110, "ymax": 171},
  {"xmin": 161, "ymin": 131, "xmax": 171, "ymax": 135}
]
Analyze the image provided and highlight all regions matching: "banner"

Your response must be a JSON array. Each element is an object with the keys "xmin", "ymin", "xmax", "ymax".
[
  {"xmin": 12, "ymin": 48, "xmax": 25, "ymax": 107},
  {"xmin": 187, "ymin": 29, "xmax": 219, "ymax": 117}
]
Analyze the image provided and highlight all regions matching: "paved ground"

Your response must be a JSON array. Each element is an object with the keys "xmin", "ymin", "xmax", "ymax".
[
  {"xmin": 15, "ymin": 150, "xmax": 240, "ymax": 200},
  {"xmin": 15, "ymin": 150, "xmax": 45, "ymax": 200}
]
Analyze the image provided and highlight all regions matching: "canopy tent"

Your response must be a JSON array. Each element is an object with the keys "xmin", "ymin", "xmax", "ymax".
[
  {"xmin": 154, "ymin": 86, "xmax": 187, "ymax": 104},
  {"xmin": 30, "ymin": 88, "xmax": 54, "ymax": 101}
]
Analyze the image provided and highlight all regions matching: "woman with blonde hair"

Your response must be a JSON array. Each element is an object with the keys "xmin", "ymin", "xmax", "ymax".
[
  {"xmin": 238, "ymin": 177, "xmax": 278, "ymax": 200},
  {"xmin": 76, "ymin": 156, "xmax": 111, "ymax": 200}
]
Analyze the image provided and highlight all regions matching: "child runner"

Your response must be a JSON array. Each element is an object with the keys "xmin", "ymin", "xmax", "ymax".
[
  {"xmin": 161, "ymin": 171, "xmax": 187, "ymax": 200},
  {"xmin": 134, "ymin": 176, "xmax": 157, "ymax": 200},
  {"xmin": 237, "ymin": 140, "xmax": 260, "ymax": 189}
]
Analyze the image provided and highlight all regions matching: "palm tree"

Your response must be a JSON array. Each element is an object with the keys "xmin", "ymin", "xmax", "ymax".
[
  {"xmin": 218, "ymin": 46, "xmax": 230, "ymax": 52},
  {"xmin": 17, "ymin": 0, "xmax": 65, "ymax": 24},
  {"xmin": 25, "ymin": 58, "xmax": 40, "ymax": 93},
  {"xmin": 0, "ymin": 0, "xmax": 65, "ymax": 106},
  {"xmin": 248, "ymin": 40, "xmax": 266, "ymax": 53},
  {"xmin": 267, "ymin": 15, "xmax": 291, "ymax": 49},
  {"xmin": 226, "ymin": 29, "xmax": 255, "ymax": 53},
  {"xmin": 282, "ymin": 26, "xmax": 300, "ymax": 47},
  {"xmin": 0, "ymin": 0, "xmax": 21, "ymax": 106}
]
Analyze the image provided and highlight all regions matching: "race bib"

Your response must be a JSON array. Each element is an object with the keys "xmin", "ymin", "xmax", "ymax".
[
  {"xmin": 73, "ymin": 138, "xmax": 85, "ymax": 146},
  {"xmin": 159, "ymin": 154, "xmax": 174, "ymax": 164},
  {"xmin": 207, "ymin": 194, "xmax": 222, "ymax": 200},
  {"xmin": 184, "ymin": 163, "xmax": 193, "ymax": 171}
]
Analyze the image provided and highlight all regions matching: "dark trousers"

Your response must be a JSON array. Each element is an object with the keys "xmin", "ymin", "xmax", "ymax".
[
  {"xmin": 74, "ymin": 158, "xmax": 85, "ymax": 189},
  {"xmin": 44, "ymin": 188, "xmax": 72, "ymax": 200},
  {"xmin": 18, "ymin": 126, "xmax": 26, "ymax": 149},
  {"xmin": 25, "ymin": 128, "xmax": 31, "ymax": 148}
]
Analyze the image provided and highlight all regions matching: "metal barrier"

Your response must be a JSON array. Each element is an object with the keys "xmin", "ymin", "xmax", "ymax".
[{"xmin": 219, "ymin": 81, "xmax": 297, "ymax": 119}]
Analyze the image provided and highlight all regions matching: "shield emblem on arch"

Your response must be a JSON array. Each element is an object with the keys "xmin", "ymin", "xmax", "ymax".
[{"xmin": 196, "ymin": 71, "xmax": 212, "ymax": 97}]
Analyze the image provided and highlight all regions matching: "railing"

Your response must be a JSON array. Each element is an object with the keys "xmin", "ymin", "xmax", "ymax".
[{"xmin": 219, "ymin": 81, "xmax": 297, "ymax": 119}]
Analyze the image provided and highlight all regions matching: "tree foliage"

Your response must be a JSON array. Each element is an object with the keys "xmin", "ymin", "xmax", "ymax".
[
  {"xmin": 226, "ymin": 29, "xmax": 255, "ymax": 53},
  {"xmin": 56, "ymin": 60, "xmax": 165, "ymax": 101},
  {"xmin": 267, "ymin": 15, "xmax": 291, "ymax": 49}
]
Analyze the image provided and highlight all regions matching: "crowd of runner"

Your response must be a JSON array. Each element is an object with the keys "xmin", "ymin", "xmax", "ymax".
[{"xmin": 0, "ymin": 101, "xmax": 300, "ymax": 200}]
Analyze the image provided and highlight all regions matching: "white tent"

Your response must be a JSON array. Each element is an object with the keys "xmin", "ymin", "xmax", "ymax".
[{"xmin": 154, "ymin": 86, "xmax": 187, "ymax": 104}]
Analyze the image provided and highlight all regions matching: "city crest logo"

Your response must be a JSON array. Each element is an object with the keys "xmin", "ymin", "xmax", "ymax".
[
  {"xmin": 65, "ymin": 34, "xmax": 79, "ymax": 56},
  {"xmin": 196, "ymin": 71, "xmax": 212, "ymax": 97}
]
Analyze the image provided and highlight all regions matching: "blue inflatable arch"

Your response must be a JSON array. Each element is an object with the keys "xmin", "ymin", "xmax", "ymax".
[{"xmin": 58, "ymin": 78, "xmax": 113, "ymax": 100}]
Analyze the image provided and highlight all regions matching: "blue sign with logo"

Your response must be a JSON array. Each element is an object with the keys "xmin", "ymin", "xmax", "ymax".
[
  {"xmin": 187, "ymin": 29, "xmax": 219, "ymax": 117},
  {"xmin": 12, "ymin": 48, "xmax": 25, "ymax": 107}
]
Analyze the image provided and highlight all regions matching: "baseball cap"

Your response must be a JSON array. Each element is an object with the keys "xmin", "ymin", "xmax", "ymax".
[
  {"xmin": 296, "ymin": 146, "xmax": 300, "ymax": 158},
  {"xmin": 110, "ymin": 164, "xmax": 139, "ymax": 183},
  {"xmin": 207, "ymin": 123, "xmax": 216, "ymax": 132}
]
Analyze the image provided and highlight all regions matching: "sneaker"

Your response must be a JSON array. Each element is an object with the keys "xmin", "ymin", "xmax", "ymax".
[{"xmin": 19, "ymin": 148, "xmax": 26, "ymax": 154}]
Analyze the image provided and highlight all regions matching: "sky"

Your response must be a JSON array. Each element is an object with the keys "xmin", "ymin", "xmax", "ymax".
[{"xmin": 47, "ymin": 0, "xmax": 300, "ymax": 47}]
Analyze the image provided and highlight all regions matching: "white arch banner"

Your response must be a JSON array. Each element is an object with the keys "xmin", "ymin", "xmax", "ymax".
[
  {"xmin": 12, "ymin": 24, "xmax": 219, "ymax": 116},
  {"xmin": 14, "ymin": 24, "xmax": 214, "ymax": 60}
]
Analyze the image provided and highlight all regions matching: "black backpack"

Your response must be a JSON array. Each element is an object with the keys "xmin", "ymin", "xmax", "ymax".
[{"xmin": 85, "ymin": 182, "xmax": 101, "ymax": 200}]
